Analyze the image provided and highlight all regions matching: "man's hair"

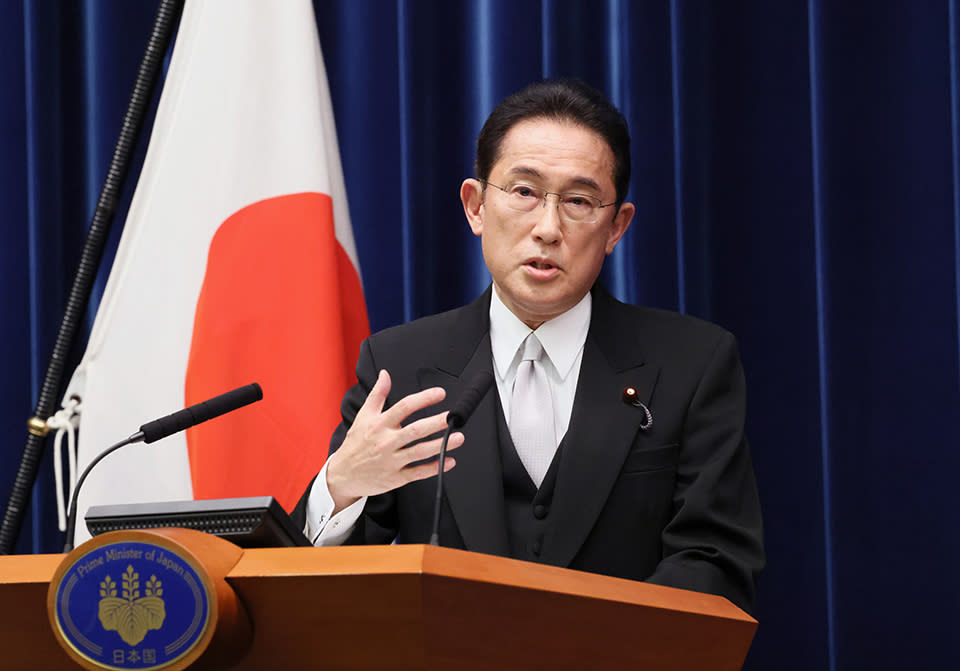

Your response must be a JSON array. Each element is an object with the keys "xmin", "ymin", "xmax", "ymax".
[{"xmin": 475, "ymin": 79, "xmax": 631, "ymax": 206}]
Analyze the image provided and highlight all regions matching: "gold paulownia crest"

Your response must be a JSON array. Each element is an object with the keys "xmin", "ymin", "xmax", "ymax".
[{"xmin": 98, "ymin": 565, "xmax": 166, "ymax": 646}]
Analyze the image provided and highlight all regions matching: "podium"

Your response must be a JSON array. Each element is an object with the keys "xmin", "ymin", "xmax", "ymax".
[{"xmin": 0, "ymin": 531, "xmax": 756, "ymax": 670}]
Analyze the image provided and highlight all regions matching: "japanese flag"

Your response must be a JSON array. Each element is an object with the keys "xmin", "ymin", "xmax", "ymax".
[{"xmin": 63, "ymin": 0, "xmax": 368, "ymax": 543}]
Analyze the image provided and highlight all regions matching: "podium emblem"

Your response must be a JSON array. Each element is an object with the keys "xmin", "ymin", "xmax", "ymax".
[
  {"xmin": 98, "ymin": 565, "xmax": 166, "ymax": 646},
  {"xmin": 50, "ymin": 540, "xmax": 211, "ymax": 670}
]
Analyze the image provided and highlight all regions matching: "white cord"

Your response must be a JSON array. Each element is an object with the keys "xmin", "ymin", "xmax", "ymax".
[{"xmin": 48, "ymin": 398, "xmax": 82, "ymax": 532}]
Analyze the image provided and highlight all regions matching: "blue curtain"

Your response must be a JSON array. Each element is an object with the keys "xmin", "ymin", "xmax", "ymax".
[{"xmin": 2, "ymin": 1, "xmax": 959, "ymax": 669}]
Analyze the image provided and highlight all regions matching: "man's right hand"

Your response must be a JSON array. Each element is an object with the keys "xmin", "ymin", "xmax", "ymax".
[{"xmin": 325, "ymin": 369, "xmax": 464, "ymax": 514}]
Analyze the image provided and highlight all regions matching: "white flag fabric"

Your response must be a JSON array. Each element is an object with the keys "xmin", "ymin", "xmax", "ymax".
[{"xmin": 63, "ymin": 0, "xmax": 368, "ymax": 544}]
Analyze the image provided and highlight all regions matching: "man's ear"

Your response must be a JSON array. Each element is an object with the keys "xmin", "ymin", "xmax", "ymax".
[
  {"xmin": 605, "ymin": 201, "xmax": 635, "ymax": 254},
  {"xmin": 461, "ymin": 178, "xmax": 484, "ymax": 237}
]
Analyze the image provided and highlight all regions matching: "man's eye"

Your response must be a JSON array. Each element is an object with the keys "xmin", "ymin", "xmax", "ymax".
[
  {"xmin": 511, "ymin": 185, "xmax": 537, "ymax": 198},
  {"xmin": 564, "ymin": 194, "xmax": 595, "ymax": 208}
]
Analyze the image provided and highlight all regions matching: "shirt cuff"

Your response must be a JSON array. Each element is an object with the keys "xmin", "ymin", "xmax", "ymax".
[{"xmin": 304, "ymin": 461, "xmax": 367, "ymax": 546}]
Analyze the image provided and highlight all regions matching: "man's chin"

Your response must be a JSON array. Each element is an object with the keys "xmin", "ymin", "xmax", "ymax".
[{"xmin": 513, "ymin": 297, "xmax": 579, "ymax": 326}]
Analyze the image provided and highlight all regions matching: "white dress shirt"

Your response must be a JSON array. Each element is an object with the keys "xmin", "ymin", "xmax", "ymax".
[{"xmin": 304, "ymin": 287, "xmax": 592, "ymax": 545}]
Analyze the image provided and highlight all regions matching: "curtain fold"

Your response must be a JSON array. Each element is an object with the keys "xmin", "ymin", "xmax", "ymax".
[
  {"xmin": 950, "ymin": 0, "xmax": 960, "ymax": 394},
  {"xmin": 807, "ymin": 2, "xmax": 836, "ymax": 669},
  {"xmin": 2, "ymin": 1, "xmax": 959, "ymax": 668}
]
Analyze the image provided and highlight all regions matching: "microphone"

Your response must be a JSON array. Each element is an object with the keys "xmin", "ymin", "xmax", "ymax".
[
  {"xmin": 62, "ymin": 383, "xmax": 263, "ymax": 552},
  {"xmin": 429, "ymin": 372, "xmax": 494, "ymax": 546},
  {"xmin": 447, "ymin": 372, "xmax": 494, "ymax": 429},
  {"xmin": 139, "ymin": 383, "xmax": 263, "ymax": 443}
]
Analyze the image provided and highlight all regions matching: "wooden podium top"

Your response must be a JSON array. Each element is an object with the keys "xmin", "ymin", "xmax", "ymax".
[
  {"xmin": 1, "ymin": 544, "xmax": 755, "ymax": 670},
  {"xmin": 232, "ymin": 543, "xmax": 750, "ymax": 618}
]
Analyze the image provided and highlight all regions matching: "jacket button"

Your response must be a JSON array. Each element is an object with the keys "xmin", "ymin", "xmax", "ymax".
[{"xmin": 533, "ymin": 504, "xmax": 548, "ymax": 519}]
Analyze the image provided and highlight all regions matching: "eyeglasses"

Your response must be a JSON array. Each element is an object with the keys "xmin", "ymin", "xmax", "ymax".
[{"xmin": 480, "ymin": 180, "xmax": 617, "ymax": 225}]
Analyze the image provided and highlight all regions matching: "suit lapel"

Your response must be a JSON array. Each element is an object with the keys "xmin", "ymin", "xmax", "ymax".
[
  {"xmin": 540, "ymin": 288, "xmax": 660, "ymax": 567},
  {"xmin": 416, "ymin": 290, "xmax": 510, "ymax": 557}
]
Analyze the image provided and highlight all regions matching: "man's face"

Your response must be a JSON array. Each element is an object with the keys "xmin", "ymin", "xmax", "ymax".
[{"xmin": 461, "ymin": 118, "xmax": 634, "ymax": 328}]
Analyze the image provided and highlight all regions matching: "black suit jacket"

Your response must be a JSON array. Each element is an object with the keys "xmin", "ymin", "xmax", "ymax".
[{"xmin": 292, "ymin": 285, "xmax": 764, "ymax": 613}]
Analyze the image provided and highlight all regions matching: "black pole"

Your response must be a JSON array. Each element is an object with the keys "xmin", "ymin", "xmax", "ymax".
[{"xmin": 0, "ymin": 0, "xmax": 185, "ymax": 555}]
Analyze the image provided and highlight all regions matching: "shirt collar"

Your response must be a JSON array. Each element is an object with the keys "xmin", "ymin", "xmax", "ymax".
[{"xmin": 489, "ymin": 287, "xmax": 592, "ymax": 381}]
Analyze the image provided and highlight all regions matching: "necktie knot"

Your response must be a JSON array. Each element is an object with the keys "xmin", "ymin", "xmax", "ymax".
[{"xmin": 521, "ymin": 334, "xmax": 544, "ymax": 363}]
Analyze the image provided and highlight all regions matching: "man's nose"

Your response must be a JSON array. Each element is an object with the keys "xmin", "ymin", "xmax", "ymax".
[{"xmin": 531, "ymin": 193, "xmax": 562, "ymax": 243}]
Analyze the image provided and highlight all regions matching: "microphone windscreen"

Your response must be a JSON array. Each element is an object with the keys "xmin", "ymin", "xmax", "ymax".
[
  {"xmin": 448, "ymin": 371, "xmax": 494, "ymax": 428},
  {"xmin": 140, "ymin": 382, "xmax": 263, "ymax": 443}
]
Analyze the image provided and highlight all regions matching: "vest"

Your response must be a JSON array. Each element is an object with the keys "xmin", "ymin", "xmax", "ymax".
[{"xmin": 495, "ymin": 396, "xmax": 562, "ymax": 562}]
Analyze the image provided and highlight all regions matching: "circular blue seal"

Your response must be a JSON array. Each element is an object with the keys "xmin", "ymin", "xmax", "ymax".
[{"xmin": 52, "ymin": 541, "xmax": 211, "ymax": 670}]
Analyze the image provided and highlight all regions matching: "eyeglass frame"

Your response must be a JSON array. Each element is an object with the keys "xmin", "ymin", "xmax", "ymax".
[{"xmin": 478, "ymin": 179, "xmax": 619, "ymax": 224}]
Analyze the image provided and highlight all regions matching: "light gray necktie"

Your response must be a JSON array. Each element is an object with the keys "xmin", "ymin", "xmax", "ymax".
[{"xmin": 509, "ymin": 333, "xmax": 557, "ymax": 488}]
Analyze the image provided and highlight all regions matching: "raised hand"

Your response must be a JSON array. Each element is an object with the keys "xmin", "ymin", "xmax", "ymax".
[{"xmin": 325, "ymin": 369, "xmax": 464, "ymax": 513}]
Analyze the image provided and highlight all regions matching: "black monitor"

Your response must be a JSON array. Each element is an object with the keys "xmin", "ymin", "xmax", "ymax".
[{"xmin": 84, "ymin": 496, "xmax": 310, "ymax": 548}]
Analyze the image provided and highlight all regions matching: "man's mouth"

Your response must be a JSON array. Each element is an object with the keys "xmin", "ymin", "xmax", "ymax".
[{"xmin": 528, "ymin": 259, "xmax": 556, "ymax": 270}]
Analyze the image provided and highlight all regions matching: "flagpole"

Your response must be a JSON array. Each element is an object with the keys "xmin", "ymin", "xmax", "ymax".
[{"xmin": 0, "ymin": 0, "xmax": 186, "ymax": 555}]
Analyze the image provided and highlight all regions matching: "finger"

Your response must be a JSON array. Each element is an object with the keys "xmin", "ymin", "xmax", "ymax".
[
  {"xmin": 358, "ymin": 369, "xmax": 392, "ymax": 417},
  {"xmin": 382, "ymin": 385, "xmax": 447, "ymax": 426},
  {"xmin": 398, "ymin": 432, "xmax": 464, "ymax": 466},
  {"xmin": 400, "ymin": 456, "xmax": 457, "ymax": 485},
  {"xmin": 394, "ymin": 412, "xmax": 456, "ymax": 449}
]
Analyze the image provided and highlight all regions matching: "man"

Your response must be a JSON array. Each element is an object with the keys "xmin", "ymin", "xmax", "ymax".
[{"xmin": 291, "ymin": 79, "xmax": 764, "ymax": 613}]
